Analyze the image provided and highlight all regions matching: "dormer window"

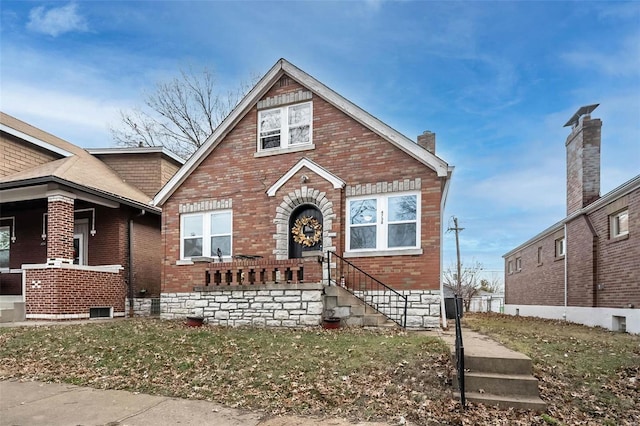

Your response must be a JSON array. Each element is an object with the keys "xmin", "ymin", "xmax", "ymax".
[{"xmin": 258, "ymin": 102, "xmax": 312, "ymax": 151}]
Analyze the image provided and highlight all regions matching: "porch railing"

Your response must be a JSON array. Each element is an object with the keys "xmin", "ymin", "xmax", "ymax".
[
  {"xmin": 326, "ymin": 252, "xmax": 407, "ymax": 328},
  {"xmin": 193, "ymin": 257, "xmax": 322, "ymax": 287}
]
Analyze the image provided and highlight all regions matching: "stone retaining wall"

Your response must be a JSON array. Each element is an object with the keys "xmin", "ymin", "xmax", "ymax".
[
  {"xmin": 355, "ymin": 289, "xmax": 441, "ymax": 329},
  {"xmin": 161, "ymin": 283, "xmax": 324, "ymax": 327}
]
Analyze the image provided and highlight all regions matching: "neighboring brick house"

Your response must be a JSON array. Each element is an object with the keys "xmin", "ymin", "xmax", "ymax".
[
  {"xmin": 503, "ymin": 105, "xmax": 639, "ymax": 334},
  {"xmin": 0, "ymin": 112, "xmax": 183, "ymax": 322},
  {"xmin": 153, "ymin": 59, "xmax": 454, "ymax": 329}
]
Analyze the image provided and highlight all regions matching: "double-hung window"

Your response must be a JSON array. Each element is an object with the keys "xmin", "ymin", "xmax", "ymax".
[
  {"xmin": 258, "ymin": 102, "xmax": 312, "ymax": 151},
  {"xmin": 347, "ymin": 192, "xmax": 419, "ymax": 252},
  {"xmin": 180, "ymin": 211, "xmax": 232, "ymax": 260}
]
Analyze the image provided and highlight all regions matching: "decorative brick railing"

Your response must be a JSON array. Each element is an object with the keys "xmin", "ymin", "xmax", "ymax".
[{"xmin": 193, "ymin": 257, "xmax": 322, "ymax": 289}]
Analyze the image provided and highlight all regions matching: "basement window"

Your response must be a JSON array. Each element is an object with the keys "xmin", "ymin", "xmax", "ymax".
[{"xmin": 89, "ymin": 307, "xmax": 112, "ymax": 319}]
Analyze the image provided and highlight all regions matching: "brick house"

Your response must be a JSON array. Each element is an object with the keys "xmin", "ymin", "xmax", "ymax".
[
  {"xmin": 153, "ymin": 59, "xmax": 454, "ymax": 329},
  {"xmin": 0, "ymin": 112, "xmax": 183, "ymax": 322},
  {"xmin": 503, "ymin": 105, "xmax": 639, "ymax": 334}
]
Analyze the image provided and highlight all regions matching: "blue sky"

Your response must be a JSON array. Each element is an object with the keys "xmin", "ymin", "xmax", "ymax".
[{"xmin": 1, "ymin": 1, "xmax": 639, "ymax": 282}]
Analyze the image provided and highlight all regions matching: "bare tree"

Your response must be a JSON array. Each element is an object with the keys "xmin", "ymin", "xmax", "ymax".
[
  {"xmin": 443, "ymin": 260, "xmax": 484, "ymax": 312},
  {"xmin": 110, "ymin": 67, "xmax": 255, "ymax": 159}
]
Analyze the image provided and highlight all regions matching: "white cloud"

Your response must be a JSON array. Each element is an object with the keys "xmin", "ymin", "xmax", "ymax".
[
  {"xmin": 27, "ymin": 3, "xmax": 88, "ymax": 37},
  {"xmin": 561, "ymin": 33, "xmax": 640, "ymax": 78}
]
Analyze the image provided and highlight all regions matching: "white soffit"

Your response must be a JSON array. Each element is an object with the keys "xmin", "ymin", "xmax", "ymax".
[{"xmin": 267, "ymin": 158, "xmax": 345, "ymax": 197}]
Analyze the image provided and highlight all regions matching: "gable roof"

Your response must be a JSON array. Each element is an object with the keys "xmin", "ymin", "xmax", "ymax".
[
  {"xmin": 153, "ymin": 58, "xmax": 452, "ymax": 206},
  {"xmin": 0, "ymin": 112, "xmax": 159, "ymax": 212}
]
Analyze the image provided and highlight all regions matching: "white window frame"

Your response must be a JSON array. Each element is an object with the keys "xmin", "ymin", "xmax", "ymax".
[
  {"xmin": 515, "ymin": 257, "xmax": 522, "ymax": 272},
  {"xmin": 346, "ymin": 191, "xmax": 421, "ymax": 255},
  {"xmin": 257, "ymin": 101, "xmax": 312, "ymax": 152},
  {"xmin": 555, "ymin": 237, "xmax": 565, "ymax": 258},
  {"xmin": 610, "ymin": 209, "xmax": 629, "ymax": 238},
  {"xmin": 180, "ymin": 210, "xmax": 233, "ymax": 260},
  {"xmin": 507, "ymin": 260, "xmax": 514, "ymax": 274}
]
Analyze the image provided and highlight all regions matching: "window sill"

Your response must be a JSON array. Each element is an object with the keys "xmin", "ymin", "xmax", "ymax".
[
  {"xmin": 254, "ymin": 144, "xmax": 315, "ymax": 158},
  {"xmin": 608, "ymin": 233, "xmax": 629, "ymax": 244},
  {"xmin": 343, "ymin": 248, "xmax": 423, "ymax": 258},
  {"xmin": 554, "ymin": 255, "xmax": 565, "ymax": 262},
  {"xmin": 537, "ymin": 262, "xmax": 543, "ymax": 267},
  {"xmin": 176, "ymin": 259, "xmax": 194, "ymax": 266}
]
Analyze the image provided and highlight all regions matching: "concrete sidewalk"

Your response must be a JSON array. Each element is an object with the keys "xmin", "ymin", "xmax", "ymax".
[{"xmin": 0, "ymin": 380, "xmax": 394, "ymax": 426}]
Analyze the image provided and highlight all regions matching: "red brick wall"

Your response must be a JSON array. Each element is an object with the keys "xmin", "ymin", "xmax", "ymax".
[
  {"xmin": 566, "ymin": 215, "xmax": 596, "ymax": 307},
  {"xmin": 504, "ymin": 230, "xmax": 566, "ymax": 306},
  {"xmin": 591, "ymin": 189, "xmax": 639, "ymax": 308},
  {"xmin": 95, "ymin": 153, "xmax": 181, "ymax": 198},
  {"xmin": 161, "ymin": 78, "xmax": 444, "ymax": 293},
  {"xmin": 25, "ymin": 266, "xmax": 125, "ymax": 316},
  {"xmin": 131, "ymin": 213, "xmax": 161, "ymax": 296},
  {"xmin": 0, "ymin": 133, "xmax": 59, "ymax": 177},
  {"xmin": 47, "ymin": 197, "xmax": 75, "ymax": 260}
]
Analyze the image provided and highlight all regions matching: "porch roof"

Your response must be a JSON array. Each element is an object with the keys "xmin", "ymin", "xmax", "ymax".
[{"xmin": 0, "ymin": 112, "xmax": 159, "ymax": 212}]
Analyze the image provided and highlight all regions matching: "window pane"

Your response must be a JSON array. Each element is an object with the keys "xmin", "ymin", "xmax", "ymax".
[
  {"xmin": 260, "ymin": 109, "xmax": 281, "ymax": 131},
  {"xmin": 388, "ymin": 223, "xmax": 416, "ymax": 248},
  {"xmin": 289, "ymin": 125, "xmax": 309, "ymax": 145},
  {"xmin": 184, "ymin": 238, "xmax": 202, "ymax": 257},
  {"xmin": 211, "ymin": 236, "xmax": 231, "ymax": 256},
  {"xmin": 0, "ymin": 227, "xmax": 9, "ymax": 268},
  {"xmin": 183, "ymin": 215, "xmax": 202, "ymax": 237},
  {"xmin": 389, "ymin": 195, "xmax": 416, "ymax": 221},
  {"xmin": 211, "ymin": 212, "xmax": 231, "ymax": 234},
  {"xmin": 289, "ymin": 104, "xmax": 310, "ymax": 126},
  {"xmin": 617, "ymin": 212, "xmax": 628, "ymax": 234},
  {"xmin": 261, "ymin": 131, "xmax": 281, "ymax": 149},
  {"xmin": 350, "ymin": 226, "xmax": 376, "ymax": 249},
  {"xmin": 350, "ymin": 199, "xmax": 377, "ymax": 224}
]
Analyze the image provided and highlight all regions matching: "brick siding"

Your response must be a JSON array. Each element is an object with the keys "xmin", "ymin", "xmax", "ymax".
[
  {"xmin": 505, "ymin": 186, "xmax": 639, "ymax": 310},
  {"xmin": 24, "ymin": 265, "xmax": 125, "ymax": 318},
  {"xmin": 0, "ymin": 133, "xmax": 59, "ymax": 177}
]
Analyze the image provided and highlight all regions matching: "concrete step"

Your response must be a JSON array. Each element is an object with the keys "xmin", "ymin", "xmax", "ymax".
[
  {"xmin": 0, "ymin": 308, "xmax": 15, "ymax": 323},
  {"xmin": 0, "ymin": 302, "xmax": 25, "ymax": 323},
  {"xmin": 465, "ymin": 353, "xmax": 533, "ymax": 375},
  {"xmin": 454, "ymin": 372, "xmax": 540, "ymax": 396},
  {"xmin": 455, "ymin": 391, "xmax": 547, "ymax": 412}
]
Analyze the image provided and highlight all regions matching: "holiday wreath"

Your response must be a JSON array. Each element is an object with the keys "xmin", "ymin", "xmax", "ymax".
[{"xmin": 291, "ymin": 216, "xmax": 322, "ymax": 247}]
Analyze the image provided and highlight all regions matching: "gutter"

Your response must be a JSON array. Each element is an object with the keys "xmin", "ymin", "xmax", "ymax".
[
  {"xmin": 0, "ymin": 176, "xmax": 161, "ymax": 214},
  {"xmin": 439, "ymin": 167, "xmax": 454, "ymax": 329}
]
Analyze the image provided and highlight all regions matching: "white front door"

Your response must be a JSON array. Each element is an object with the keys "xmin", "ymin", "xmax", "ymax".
[{"xmin": 73, "ymin": 219, "xmax": 88, "ymax": 265}]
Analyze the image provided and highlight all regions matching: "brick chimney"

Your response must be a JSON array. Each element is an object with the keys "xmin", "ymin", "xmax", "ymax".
[
  {"xmin": 417, "ymin": 130, "xmax": 436, "ymax": 154},
  {"xmin": 564, "ymin": 104, "xmax": 602, "ymax": 215}
]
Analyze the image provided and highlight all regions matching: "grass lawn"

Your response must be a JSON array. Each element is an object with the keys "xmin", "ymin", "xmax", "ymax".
[
  {"xmin": 464, "ymin": 313, "xmax": 640, "ymax": 425},
  {"xmin": 1, "ymin": 315, "xmax": 638, "ymax": 425}
]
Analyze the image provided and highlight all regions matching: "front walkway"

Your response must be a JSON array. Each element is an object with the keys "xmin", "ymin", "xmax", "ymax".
[{"xmin": 0, "ymin": 380, "xmax": 399, "ymax": 426}]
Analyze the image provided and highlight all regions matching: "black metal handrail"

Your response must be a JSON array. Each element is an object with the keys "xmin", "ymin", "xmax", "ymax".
[
  {"xmin": 326, "ymin": 252, "xmax": 407, "ymax": 328},
  {"xmin": 454, "ymin": 294, "xmax": 466, "ymax": 408}
]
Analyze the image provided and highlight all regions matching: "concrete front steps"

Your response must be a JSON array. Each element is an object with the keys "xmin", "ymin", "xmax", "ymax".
[
  {"xmin": 0, "ymin": 301, "xmax": 26, "ymax": 323},
  {"xmin": 451, "ymin": 330, "xmax": 546, "ymax": 411},
  {"xmin": 323, "ymin": 285, "xmax": 397, "ymax": 328}
]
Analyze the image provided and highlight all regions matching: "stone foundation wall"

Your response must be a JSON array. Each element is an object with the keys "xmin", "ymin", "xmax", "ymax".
[
  {"xmin": 125, "ymin": 298, "xmax": 158, "ymax": 317},
  {"xmin": 355, "ymin": 289, "xmax": 441, "ymax": 329},
  {"xmin": 160, "ymin": 283, "xmax": 324, "ymax": 327}
]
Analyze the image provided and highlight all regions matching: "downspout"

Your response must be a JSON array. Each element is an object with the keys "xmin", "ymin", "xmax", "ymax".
[
  {"xmin": 563, "ymin": 223, "xmax": 567, "ymax": 321},
  {"xmin": 128, "ymin": 209, "xmax": 146, "ymax": 317},
  {"xmin": 440, "ymin": 168, "xmax": 454, "ymax": 329}
]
